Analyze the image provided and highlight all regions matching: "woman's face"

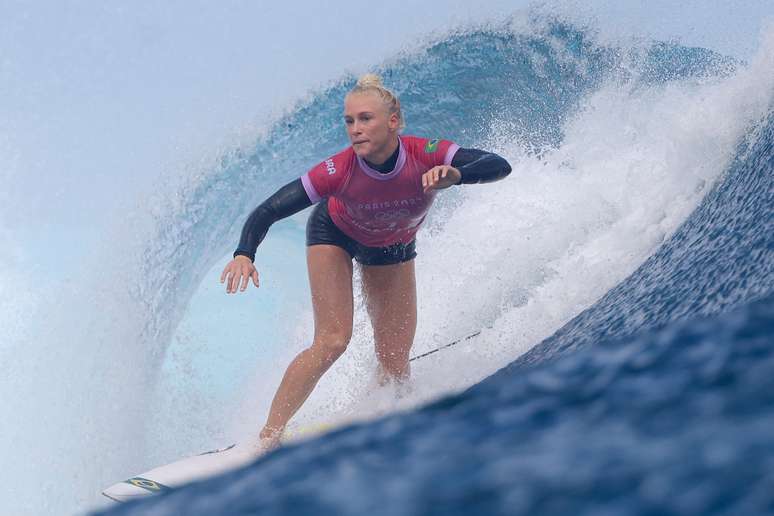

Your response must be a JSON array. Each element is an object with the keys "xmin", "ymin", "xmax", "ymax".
[{"xmin": 344, "ymin": 92, "xmax": 400, "ymax": 162}]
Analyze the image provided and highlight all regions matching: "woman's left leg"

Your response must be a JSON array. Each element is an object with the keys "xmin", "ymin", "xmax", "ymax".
[{"xmin": 361, "ymin": 259, "xmax": 417, "ymax": 383}]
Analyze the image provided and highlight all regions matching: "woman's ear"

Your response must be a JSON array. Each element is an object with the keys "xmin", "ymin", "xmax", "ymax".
[{"xmin": 388, "ymin": 112, "xmax": 400, "ymax": 131}]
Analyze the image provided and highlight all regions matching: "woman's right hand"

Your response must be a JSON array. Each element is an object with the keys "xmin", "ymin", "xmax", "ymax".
[{"xmin": 220, "ymin": 255, "xmax": 260, "ymax": 294}]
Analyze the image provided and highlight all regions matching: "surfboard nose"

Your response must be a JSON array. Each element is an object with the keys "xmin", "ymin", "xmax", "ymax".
[{"xmin": 102, "ymin": 476, "xmax": 170, "ymax": 502}]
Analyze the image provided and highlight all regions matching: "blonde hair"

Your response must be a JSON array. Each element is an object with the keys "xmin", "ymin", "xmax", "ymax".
[{"xmin": 347, "ymin": 73, "xmax": 405, "ymax": 130}]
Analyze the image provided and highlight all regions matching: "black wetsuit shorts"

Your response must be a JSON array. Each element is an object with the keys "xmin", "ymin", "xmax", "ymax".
[{"xmin": 306, "ymin": 200, "xmax": 417, "ymax": 266}]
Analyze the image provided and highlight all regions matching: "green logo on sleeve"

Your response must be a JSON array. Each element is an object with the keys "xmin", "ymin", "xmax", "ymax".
[{"xmin": 424, "ymin": 139, "xmax": 440, "ymax": 153}]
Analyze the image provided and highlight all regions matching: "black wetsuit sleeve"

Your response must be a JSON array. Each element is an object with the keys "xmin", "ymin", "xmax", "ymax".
[
  {"xmin": 233, "ymin": 178, "xmax": 313, "ymax": 262},
  {"xmin": 450, "ymin": 147, "xmax": 512, "ymax": 185}
]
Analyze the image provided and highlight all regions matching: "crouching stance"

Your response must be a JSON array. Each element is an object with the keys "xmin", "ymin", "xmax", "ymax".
[{"xmin": 221, "ymin": 74, "xmax": 512, "ymax": 449}]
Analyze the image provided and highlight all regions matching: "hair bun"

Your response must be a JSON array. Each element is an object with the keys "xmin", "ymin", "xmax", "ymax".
[
  {"xmin": 348, "ymin": 73, "xmax": 405, "ymax": 131},
  {"xmin": 357, "ymin": 73, "xmax": 383, "ymax": 88}
]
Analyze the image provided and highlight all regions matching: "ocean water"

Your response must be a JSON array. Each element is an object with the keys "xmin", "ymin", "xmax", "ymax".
[
  {"xmin": 91, "ymin": 14, "xmax": 774, "ymax": 516},
  {"xmin": 1, "ymin": 2, "xmax": 772, "ymax": 516}
]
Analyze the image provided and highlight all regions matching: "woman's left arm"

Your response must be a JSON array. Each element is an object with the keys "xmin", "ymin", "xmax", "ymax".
[{"xmin": 422, "ymin": 147, "xmax": 511, "ymax": 193}]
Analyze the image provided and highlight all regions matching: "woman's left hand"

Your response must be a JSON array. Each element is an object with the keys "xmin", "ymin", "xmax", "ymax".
[{"xmin": 422, "ymin": 166, "xmax": 462, "ymax": 194}]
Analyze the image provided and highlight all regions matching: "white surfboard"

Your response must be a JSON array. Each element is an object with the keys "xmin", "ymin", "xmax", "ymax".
[
  {"xmin": 102, "ymin": 423, "xmax": 336, "ymax": 503},
  {"xmin": 101, "ymin": 442, "xmax": 259, "ymax": 502}
]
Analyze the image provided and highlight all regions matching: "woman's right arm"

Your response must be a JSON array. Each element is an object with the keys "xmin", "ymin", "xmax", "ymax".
[{"xmin": 221, "ymin": 178, "xmax": 312, "ymax": 293}]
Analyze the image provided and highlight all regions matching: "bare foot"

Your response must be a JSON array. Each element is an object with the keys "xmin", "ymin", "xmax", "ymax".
[{"xmin": 255, "ymin": 426, "xmax": 283, "ymax": 454}]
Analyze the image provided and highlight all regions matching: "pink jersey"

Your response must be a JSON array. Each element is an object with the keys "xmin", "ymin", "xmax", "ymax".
[{"xmin": 301, "ymin": 135, "xmax": 460, "ymax": 247}]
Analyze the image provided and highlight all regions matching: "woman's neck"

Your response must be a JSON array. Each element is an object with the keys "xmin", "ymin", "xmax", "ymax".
[{"xmin": 364, "ymin": 137, "xmax": 400, "ymax": 173}]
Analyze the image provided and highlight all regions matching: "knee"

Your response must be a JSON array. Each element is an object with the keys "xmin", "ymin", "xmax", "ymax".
[{"xmin": 312, "ymin": 330, "xmax": 352, "ymax": 360}]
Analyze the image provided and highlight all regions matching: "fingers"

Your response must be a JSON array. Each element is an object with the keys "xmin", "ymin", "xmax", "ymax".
[
  {"xmin": 222, "ymin": 260, "xmax": 260, "ymax": 293},
  {"xmin": 230, "ymin": 269, "xmax": 247, "ymax": 293},
  {"xmin": 422, "ymin": 167, "xmax": 435, "ymax": 192},
  {"xmin": 239, "ymin": 267, "xmax": 259, "ymax": 291},
  {"xmin": 423, "ymin": 166, "xmax": 452, "ymax": 193},
  {"xmin": 227, "ymin": 269, "xmax": 239, "ymax": 294}
]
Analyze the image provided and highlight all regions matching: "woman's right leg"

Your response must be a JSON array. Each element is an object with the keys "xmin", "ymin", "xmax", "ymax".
[{"xmin": 259, "ymin": 244, "xmax": 354, "ymax": 444}]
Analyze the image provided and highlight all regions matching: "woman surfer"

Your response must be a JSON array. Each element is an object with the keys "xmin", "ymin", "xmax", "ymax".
[{"xmin": 221, "ymin": 74, "xmax": 512, "ymax": 451}]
